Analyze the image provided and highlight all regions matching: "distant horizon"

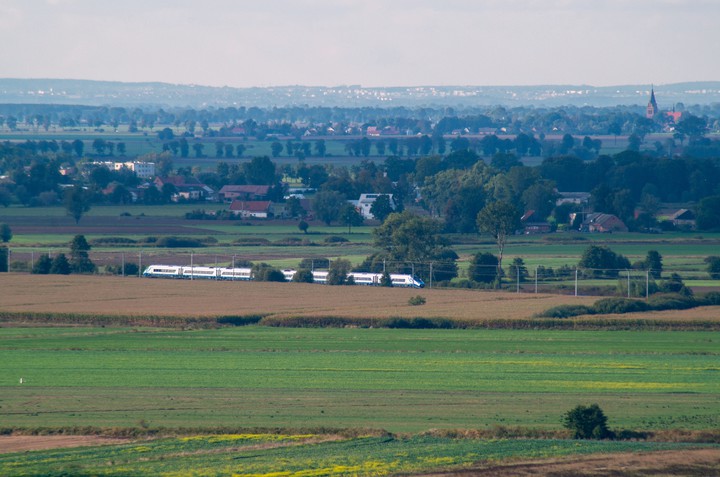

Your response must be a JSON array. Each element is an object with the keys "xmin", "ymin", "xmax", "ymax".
[{"xmin": 3, "ymin": 77, "xmax": 720, "ymax": 90}]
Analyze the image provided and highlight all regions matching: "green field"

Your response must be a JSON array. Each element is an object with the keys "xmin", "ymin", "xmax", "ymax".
[
  {"xmin": 0, "ymin": 433, "xmax": 709, "ymax": 477},
  {"xmin": 1, "ymin": 327, "xmax": 718, "ymax": 432}
]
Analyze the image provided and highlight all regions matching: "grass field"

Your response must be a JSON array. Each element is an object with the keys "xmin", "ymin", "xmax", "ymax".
[{"xmin": 1, "ymin": 325, "xmax": 719, "ymax": 433}]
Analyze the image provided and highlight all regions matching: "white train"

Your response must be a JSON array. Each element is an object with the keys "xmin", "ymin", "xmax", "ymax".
[{"xmin": 142, "ymin": 265, "xmax": 424, "ymax": 288}]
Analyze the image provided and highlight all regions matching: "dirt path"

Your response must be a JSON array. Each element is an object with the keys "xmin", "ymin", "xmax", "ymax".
[
  {"xmin": 0, "ymin": 435, "xmax": 128, "ymax": 454},
  {"xmin": 422, "ymin": 449, "xmax": 720, "ymax": 476}
]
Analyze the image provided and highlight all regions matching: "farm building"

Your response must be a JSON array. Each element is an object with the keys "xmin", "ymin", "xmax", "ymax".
[
  {"xmin": 579, "ymin": 213, "xmax": 628, "ymax": 233},
  {"xmin": 229, "ymin": 200, "xmax": 272, "ymax": 219},
  {"xmin": 219, "ymin": 185, "xmax": 271, "ymax": 203}
]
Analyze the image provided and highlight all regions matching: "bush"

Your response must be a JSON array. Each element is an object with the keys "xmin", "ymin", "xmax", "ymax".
[
  {"xmin": 89, "ymin": 237, "xmax": 137, "ymax": 245},
  {"xmin": 699, "ymin": 291, "xmax": 720, "ymax": 306},
  {"xmin": 408, "ymin": 295, "xmax": 426, "ymax": 306},
  {"xmin": 592, "ymin": 298, "xmax": 650, "ymax": 314},
  {"xmin": 562, "ymin": 404, "xmax": 613, "ymax": 439},
  {"xmin": 155, "ymin": 236, "xmax": 206, "ymax": 248},
  {"xmin": 324, "ymin": 235, "xmax": 349, "ymax": 243},
  {"xmin": 647, "ymin": 293, "xmax": 697, "ymax": 311},
  {"xmin": 291, "ymin": 268, "xmax": 314, "ymax": 283},
  {"xmin": 536, "ymin": 304, "xmax": 595, "ymax": 318}
]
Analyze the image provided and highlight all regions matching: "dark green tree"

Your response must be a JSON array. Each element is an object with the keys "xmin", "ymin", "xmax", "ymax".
[
  {"xmin": 369, "ymin": 195, "xmax": 394, "ymax": 222},
  {"xmin": 0, "ymin": 246, "xmax": 7, "ymax": 272},
  {"xmin": 696, "ymin": 195, "xmax": 720, "ymax": 231},
  {"xmin": 476, "ymin": 201, "xmax": 521, "ymax": 283},
  {"xmin": 291, "ymin": 268, "xmax": 314, "ymax": 283},
  {"xmin": 298, "ymin": 220, "xmax": 309, "ymax": 234},
  {"xmin": 705, "ymin": 256, "xmax": 720, "ymax": 279},
  {"xmin": 271, "ymin": 141, "xmax": 283, "ymax": 158},
  {"xmin": 32, "ymin": 254, "xmax": 53, "ymax": 274},
  {"xmin": 312, "ymin": 190, "xmax": 346, "ymax": 226},
  {"xmin": 468, "ymin": 252, "xmax": 499, "ymax": 284},
  {"xmin": 327, "ymin": 259, "xmax": 352, "ymax": 285},
  {"xmin": 244, "ymin": 156, "xmax": 277, "ymax": 184},
  {"xmin": 380, "ymin": 270, "xmax": 393, "ymax": 287},
  {"xmin": 64, "ymin": 185, "xmax": 91, "ymax": 224},
  {"xmin": 0, "ymin": 223, "xmax": 12, "ymax": 243},
  {"xmin": 50, "ymin": 253, "xmax": 71, "ymax": 275},
  {"xmin": 644, "ymin": 250, "xmax": 663, "ymax": 279},
  {"xmin": 562, "ymin": 404, "xmax": 612, "ymax": 439},
  {"xmin": 69, "ymin": 234, "xmax": 96, "ymax": 274},
  {"xmin": 578, "ymin": 245, "xmax": 631, "ymax": 278},
  {"xmin": 507, "ymin": 257, "xmax": 529, "ymax": 283},
  {"xmin": 340, "ymin": 204, "xmax": 364, "ymax": 234}
]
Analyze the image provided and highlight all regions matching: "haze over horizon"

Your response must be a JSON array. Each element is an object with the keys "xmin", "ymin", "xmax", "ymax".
[{"xmin": 2, "ymin": 1, "xmax": 718, "ymax": 90}]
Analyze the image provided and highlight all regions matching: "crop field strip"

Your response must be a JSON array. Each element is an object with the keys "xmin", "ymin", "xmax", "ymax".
[
  {"xmin": 1, "ymin": 327, "xmax": 718, "ymax": 432},
  {"xmin": 0, "ymin": 433, "xmax": 714, "ymax": 477}
]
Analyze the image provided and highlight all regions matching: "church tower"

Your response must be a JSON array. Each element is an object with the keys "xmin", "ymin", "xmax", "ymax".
[{"xmin": 646, "ymin": 87, "xmax": 659, "ymax": 119}]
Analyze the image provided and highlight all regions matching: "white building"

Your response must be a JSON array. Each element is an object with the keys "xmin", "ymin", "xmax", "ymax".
[
  {"xmin": 114, "ymin": 161, "xmax": 156, "ymax": 179},
  {"xmin": 352, "ymin": 193, "xmax": 396, "ymax": 219}
]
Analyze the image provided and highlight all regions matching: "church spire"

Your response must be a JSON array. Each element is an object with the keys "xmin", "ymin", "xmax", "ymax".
[{"xmin": 647, "ymin": 86, "xmax": 659, "ymax": 119}]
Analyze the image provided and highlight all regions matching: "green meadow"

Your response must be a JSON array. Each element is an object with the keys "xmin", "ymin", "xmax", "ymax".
[{"xmin": 1, "ymin": 327, "xmax": 718, "ymax": 432}]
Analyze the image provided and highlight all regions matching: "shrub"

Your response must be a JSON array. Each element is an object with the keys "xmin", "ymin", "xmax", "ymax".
[
  {"xmin": 408, "ymin": 295, "xmax": 426, "ymax": 306},
  {"xmin": 291, "ymin": 268, "xmax": 314, "ymax": 283},
  {"xmin": 647, "ymin": 293, "xmax": 697, "ymax": 311},
  {"xmin": 89, "ymin": 237, "xmax": 137, "ymax": 245},
  {"xmin": 562, "ymin": 404, "xmax": 613, "ymax": 439},
  {"xmin": 324, "ymin": 235, "xmax": 349, "ymax": 243},
  {"xmin": 592, "ymin": 298, "xmax": 650, "ymax": 314},
  {"xmin": 536, "ymin": 304, "xmax": 595, "ymax": 318},
  {"xmin": 155, "ymin": 236, "xmax": 205, "ymax": 248},
  {"xmin": 699, "ymin": 291, "xmax": 720, "ymax": 306}
]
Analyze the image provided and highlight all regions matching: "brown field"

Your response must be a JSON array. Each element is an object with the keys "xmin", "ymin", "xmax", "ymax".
[
  {"xmin": 0, "ymin": 273, "xmax": 595, "ymax": 321},
  {"xmin": 425, "ymin": 449, "xmax": 720, "ymax": 477},
  {"xmin": 1, "ymin": 274, "xmax": 719, "ymax": 325},
  {"xmin": 0, "ymin": 435, "xmax": 128, "ymax": 454}
]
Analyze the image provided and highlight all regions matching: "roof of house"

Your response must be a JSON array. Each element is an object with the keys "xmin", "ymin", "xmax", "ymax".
[
  {"xmin": 229, "ymin": 200, "xmax": 271, "ymax": 212},
  {"xmin": 220, "ymin": 185, "xmax": 270, "ymax": 195}
]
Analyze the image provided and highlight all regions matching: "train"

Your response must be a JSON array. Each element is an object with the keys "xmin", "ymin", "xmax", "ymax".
[{"xmin": 142, "ymin": 264, "xmax": 425, "ymax": 288}]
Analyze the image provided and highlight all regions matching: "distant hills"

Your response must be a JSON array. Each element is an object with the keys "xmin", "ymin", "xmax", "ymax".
[{"xmin": 1, "ymin": 78, "xmax": 719, "ymax": 109}]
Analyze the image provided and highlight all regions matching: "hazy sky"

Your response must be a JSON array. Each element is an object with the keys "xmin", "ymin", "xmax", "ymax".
[{"xmin": 1, "ymin": 0, "xmax": 718, "ymax": 88}]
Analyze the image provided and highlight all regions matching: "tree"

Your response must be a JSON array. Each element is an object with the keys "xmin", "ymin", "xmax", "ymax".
[
  {"xmin": 563, "ymin": 404, "xmax": 612, "ymax": 440},
  {"xmin": 476, "ymin": 201, "xmax": 521, "ymax": 284},
  {"xmin": 312, "ymin": 190, "xmax": 345, "ymax": 226},
  {"xmin": 327, "ymin": 258, "xmax": 352, "ymax": 285},
  {"xmin": 192, "ymin": 143, "xmax": 204, "ymax": 158},
  {"xmin": 705, "ymin": 256, "xmax": 720, "ymax": 279},
  {"xmin": 507, "ymin": 257, "xmax": 528, "ymax": 283},
  {"xmin": 298, "ymin": 220, "xmax": 309, "ymax": 234},
  {"xmin": 32, "ymin": 254, "xmax": 53, "ymax": 274},
  {"xmin": 0, "ymin": 223, "xmax": 12, "ymax": 243},
  {"xmin": 578, "ymin": 245, "xmax": 631, "ymax": 278},
  {"xmin": 380, "ymin": 270, "xmax": 393, "ymax": 287},
  {"xmin": 644, "ymin": 250, "xmax": 663, "ymax": 279},
  {"xmin": 468, "ymin": 252, "xmax": 499, "ymax": 284},
  {"xmin": 340, "ymin": 204, "xmax": 364, "ymax": 234},
  {"xmin": 69, "ymin": 234, "xmax": 96, "ymax": 274},
  {"xmin": 370, "ymin": 195, "xmax": 394, "ymax": 223},
  {"xmin": 50, "ymin": 253, "xmax": 71, "ymax": 275},
  {"xmin": 244, "ymin": 156, "xmax": 277, "ymax": 184},
  {"xmin": 292, "ymin": 268, "xmax": 314, "ymax": 283},
  {"xmin": 696, "ymin": 195, "xmax": 720, "ymax": 231},
  {"xmin": 0, "ymin": 246, "xmax": 7, "ymax": 272},
  {"xmin": 271, "ymin": 141, "xmax": 283, "ymax": 158},
  {"xmin": 72, "ymin": 139, "xmax": 84, "ymax": 158},
  {"xmin": 64, "ymin": 185, "xmax": 91, "ymax": 224}
]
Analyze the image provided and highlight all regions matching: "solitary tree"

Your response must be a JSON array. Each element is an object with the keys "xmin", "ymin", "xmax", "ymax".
[
  {"xmin": 312, "ymin": 190, "xmax": 345, "ymax": 226},
  {"xmin": 0, "ymin": 246, "xmax": 7, "ymax": 272},
  {"xmin": 476, "ymin": 201, "xmax": 521, "ymax": 285},
  {"xmin": 563, "ymin": 404, "xmax": 613, "ymax": 440},
  {"xmin": 706, "ymin": 256, "xmax": 720, "ymax": 280},
  {"xmin": 298, "ymin": 220, "xmax": 309, "ymax": 234},
  {"xmin": 64, "ymin": 185, "xmax": 91, "ymax": 224},
  {"xmin": 380, "ymin": 270, "xmax": 393, "ymax": 287}
]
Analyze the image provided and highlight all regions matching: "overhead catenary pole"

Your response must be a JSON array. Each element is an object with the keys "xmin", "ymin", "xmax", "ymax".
[
  {"xmin": 575, "ymin": 268, "xmax": 578, "ymax": 297},
  {"xmin": 535, "ymin": 265, "xmax": 538, "ymax": 294}
]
